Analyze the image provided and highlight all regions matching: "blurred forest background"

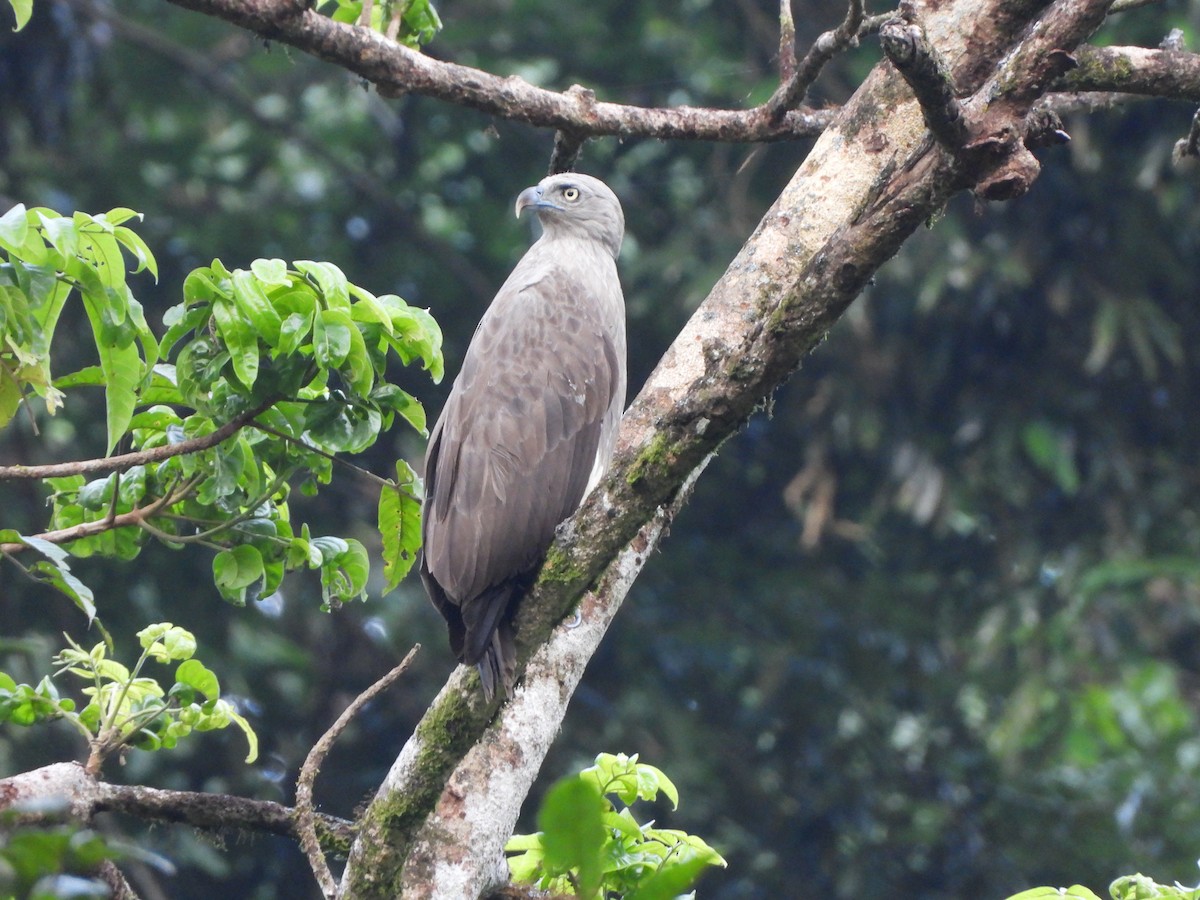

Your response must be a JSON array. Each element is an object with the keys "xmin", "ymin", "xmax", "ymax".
[{"xmin": 2, "ymin": 0, "xmax": 1200, "ymax": 897}]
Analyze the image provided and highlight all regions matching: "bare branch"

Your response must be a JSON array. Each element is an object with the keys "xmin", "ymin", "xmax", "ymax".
[
  {"xmin": 0, "ymin": 762, "xmax": 356, "ymax": 851},
  {"xmin": 1054, "ymin": 44, "xmax": 1200, "ymax": 101},
  {"xmin": 779, "ymin": 0, "xmax": 797, "ymax": 82},
  {"xmin": 0, "ymin": 400, "xmax": 275, "ymax": 481},
  {"xmin": 295, "ymin": 647, "xmax": 420, "ymax": 900},
  {"xmin": 765, "ymin": 0, "xmax": 865, "ymax": 121},
  {"xmin": 161, "ymin": 0, "xmax": 834, "ymax": 142},
  {"xmin": 1109, "ymin": 0, "xmax": 1162, "ymax": 12},
  {"xmin": 879, "ymin": 17, "xmax": 968, "ymax": 150}
]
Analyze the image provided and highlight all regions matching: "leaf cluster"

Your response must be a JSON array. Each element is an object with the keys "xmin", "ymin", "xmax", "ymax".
[
  {"xmin": 0, "ymin": 204, "xmax": 157, "ymax": 454},
  {"xmin": 1, "ymin": 204, "xmax": 441, "ymax": 612},
  {"xmin": 1, "ymin": 623, "xmax": 257, "ymax": 773},
  {"xmin": 506, "ymin": 753, "xmax": 725, "ymax": 900},
  {"xmin": 1008, "ymin": 873, "xmax": 1200, "ymax": 900},
  {"xmin": 0, "ymin": 815, "xmax": 118, "ymax": 900},
  {"xmin": 321, "ymin": 0, "xmax": 442, "ymax": 48}
]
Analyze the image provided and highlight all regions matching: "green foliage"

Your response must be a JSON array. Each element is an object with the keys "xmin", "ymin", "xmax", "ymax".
[
  {"xmin": 3, "ymin": 0, "xmax": 30, "ymax": 31},
  {"xmin": 1, "ymin": 624, "xmax": 257, "ymax": 772},
  {"xmin": 1007, "ymin": 874, "xmax": 1200, "ymax": 900},
  {"xmin": 0, "ymin": 531, "xmax": 95, "ymax": 620},
  {"xmin": 1, "ymin": 205, "xmax": 444, "ymax": 614},
  {"xmin": 321, "ymin": 0, "xmax": 442, "ymax": 48},
  {"xmin": 507, "ymin": 753, "xmax": 725, "ymax": 899},
  {"xmin": 0, "ymin": 204, "xmax": 158, "ymax": 454},
  {"xmin": 0, "ymin": 815, "xmax": 117, "ymax": 900}
]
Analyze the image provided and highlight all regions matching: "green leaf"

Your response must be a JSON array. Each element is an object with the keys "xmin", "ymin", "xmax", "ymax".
[
  {"xmin": 82, "ymin": 295, "xmax": 141, "ymax": 455},
  {"xmin": 221, "ymin": 700, "xmax": 259, "ymax": 763},
  {"xmin": 7, "ymin": 533, "xmax": 97, "ymax": 621},
  {"xmin": 212, "ymin": 545, "xmax": 265, "ymax": 606},
  {"xmin": 113, "ymin": 224, "xmax": 158, "ymax": 281},
  {"xmin": 0, "ymin": 202, "xmax": 28, "ymax": 247},
  {"xmin": 1021, "ymin": 420, "xmax": 1079, "ymax": 495},
  {"xmin": 175, "ymin": 659, "xmax": 220, "ymax": 699},
  {"xmin": 295, "ymin": 260, "xmax": 350, "ymax": 309},
  {"xmin": 383, "ymin": 297, "xmax": 444, "ymax": 382},
  {"xmin": 624, "ymin": 856, "xmax": 717, "ymax": 900},
  {"xmin": 372, "ymin": 383, "xmax": 427, "ymax": 436},
  {"xmin": 212, "ymin": 298, "xmax": 260, "ymax": 389},
  {"xmin": 232, "ymin": 269, "xmax": 283, "ymax": 344},
  {"xmin": 538, "ymin": 776, "xmax": 606, "ymax": 899},
  {"xmin": 249, "ymin": 257, "xmax": 290, "ymax": 287},
  {"xmin": 379, "ymin": 460, "xmax": 423, "ymax": 592},
  {"xmin": 341, "ymin": 320, "xmax": 374, "ymax": 395},
  {"xmin": 313, "ymin": 308, "xmax": 353, "ymax": 369},
  {"xmin": 139, "ymin": 624, "xmax": 197, "ymax": 662},
  {"xmin": 636, "ymin": 762, "xmax": 678, "ymax": 808}
]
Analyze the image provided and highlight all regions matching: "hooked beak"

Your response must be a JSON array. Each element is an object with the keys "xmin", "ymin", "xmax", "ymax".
[{"xmin": 514, "ymin": 185, "xmax": 560, "ymax": 218}]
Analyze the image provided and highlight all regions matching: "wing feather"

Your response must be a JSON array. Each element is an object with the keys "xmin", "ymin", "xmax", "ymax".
[{"xmin": 420, "ymin": 254, "xmax": 624, "ymax": 668}]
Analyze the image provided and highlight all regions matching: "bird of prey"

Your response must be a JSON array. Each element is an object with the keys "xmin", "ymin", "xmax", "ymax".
[{"xmin": 419, "ymin": 173, "xmax": 627, "ymax": 701}]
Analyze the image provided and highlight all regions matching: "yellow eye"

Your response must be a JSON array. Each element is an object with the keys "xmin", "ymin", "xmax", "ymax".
[{"xmin": 562, "ymin": 187, "xmax": 580, "ymax": 201}]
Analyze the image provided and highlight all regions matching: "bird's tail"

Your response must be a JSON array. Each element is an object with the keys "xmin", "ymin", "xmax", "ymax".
[{"xmin": 477, "ymin": 622, "xmax": 516, "ymax": 702}]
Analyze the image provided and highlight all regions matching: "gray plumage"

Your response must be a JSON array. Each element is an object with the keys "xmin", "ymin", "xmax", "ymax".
[{"xmin": 420, "ymin": 173, "xmax": 627, "ymax": 700}]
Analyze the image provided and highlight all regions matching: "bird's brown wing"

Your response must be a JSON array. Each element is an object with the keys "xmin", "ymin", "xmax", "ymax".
[{"xmin": 421, "ymin": 262, "xmax": 622, "ymax": 666}]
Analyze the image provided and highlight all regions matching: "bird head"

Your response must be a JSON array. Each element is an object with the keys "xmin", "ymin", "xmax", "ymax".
[{"xmin": 515, "ymin": 173, "xmax": 625, "ymax": 259}]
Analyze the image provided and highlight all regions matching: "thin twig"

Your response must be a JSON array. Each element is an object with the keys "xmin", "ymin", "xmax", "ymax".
[
  {"xmin": 135, "ymin": 473, "xmax": 289, "ymax": 544},
  {"xmin": 0, "ymin": 400, "xmax": 276, "ymax": 481},
  {"xmin": 0, "ymin": 480, "xmax": 197, "ymax": 554},
  {"xmin": 1109, "ymin": 0, "xmax": 1161, "ymax": 11},
  {"xmin": 765, "ymin": 0, "xmax": 865, "ymax": 121},
  {"xmin": 97, "ymin": 860, "xmax": 141, "ymax": 900},
  {"xmin": 249, "ymin": 419, "xmax": 396, "ymax": 490},
  {"xmin": 778, "ymin": 0, "xmax": 796, "ymax": 82},
  {"xmin": 294, "ymin": 645, "xmax": 421, "ymax": 899}
]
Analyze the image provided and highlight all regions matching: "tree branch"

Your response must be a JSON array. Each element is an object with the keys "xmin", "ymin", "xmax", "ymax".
[
  {"xmin": 765, "ymin": 0, "xmax": 865, "ymax": 121},
  {"xmin": 161, "ymin": 0, "xmax": 835, "ymax": 143},
  {"xmin": 296, "ymin": 647, "xmax": 420, "ymax": 899},
  {"xmin": 0, "ymin": 400, "xmax": 275, "ymax": 481},
  {"xmin": 0, "ymin": 762, "xmax": 356, "ymax": 851},
  {"xmin": 879, "ymin": 16, "xmax": 968, "ymax": 151},
  {"xmin": 0, "ymin": 481, "xmax": 191, "ymax": 554},
  {"xmin": 1054, "ymin": 44, "xmax": 1200, "ymax": 101}
]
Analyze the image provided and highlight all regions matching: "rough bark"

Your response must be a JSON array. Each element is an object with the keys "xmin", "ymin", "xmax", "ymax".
[{"xmin": 0, "ymin": 762, "xmax": 355, "ymax": 852}]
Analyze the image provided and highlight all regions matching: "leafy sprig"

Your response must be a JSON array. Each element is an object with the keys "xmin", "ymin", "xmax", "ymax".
[
  {"xmin": 507, "ymin": 753, "xmax": 726, "ymax": 899},
  {"xmin": 0, "ymin": 624, "xmax": 257, "ymax": 776}
]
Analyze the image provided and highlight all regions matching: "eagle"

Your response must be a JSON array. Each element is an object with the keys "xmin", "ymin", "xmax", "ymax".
[{"xmin": 419, "ymin": 173, "xmax": 627, "ymax": 700}]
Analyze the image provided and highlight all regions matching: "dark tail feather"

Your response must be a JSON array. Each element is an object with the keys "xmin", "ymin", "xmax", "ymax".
[{"xmin": 476, "ymin": 621, "xmax": 516, "ymax": 702}]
